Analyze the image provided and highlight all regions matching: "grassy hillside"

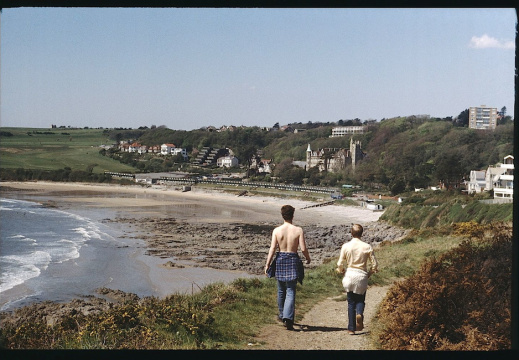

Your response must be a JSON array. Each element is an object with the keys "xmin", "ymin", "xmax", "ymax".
[
  {"xmin": 0, "ymin": 127, "xmax": 135, "ymax": 173},
  {"xmin": 2, "ymin": 117, "xmax": 513, "ymax": 194},
  {"xmin": 380, "ymin": 192, "xmax": 513, "ymax": 228}
]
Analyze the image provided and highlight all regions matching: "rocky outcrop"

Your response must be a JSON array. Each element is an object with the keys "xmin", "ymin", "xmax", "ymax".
[
  {"xmin": 104, "ymin": 218, "xmax": 410, "ymax": 275},
  {"xmin": 0, "ymin": 288, "xmax": 142, "ymax": 328}
]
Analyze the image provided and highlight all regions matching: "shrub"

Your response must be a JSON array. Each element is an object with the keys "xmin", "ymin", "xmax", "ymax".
[{"xmin": 378, "ymin": 223, "xmax": 512, "ymax": 350}]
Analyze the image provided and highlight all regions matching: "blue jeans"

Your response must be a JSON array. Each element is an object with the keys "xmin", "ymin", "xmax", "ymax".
[
  {"xmin": 277, "ymin": 279, "xmax": 297, "ymax": 321},
  {"xmin": 347, "ymin": 291, "xmax": 366, "ymax": 331}
]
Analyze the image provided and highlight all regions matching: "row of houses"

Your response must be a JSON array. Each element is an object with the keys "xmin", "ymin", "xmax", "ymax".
[
  {"xmin": 117, "ymin": 141, "xmax": 274, "ymax": 172},
  {"xmin": 467, "ymin": 155, "xmax": 514, "ymax": 201},
  {"xmin": 119, "ymin": 142, "xmax": 188, "ymax": 159},
  {"xmin": 203, "ymin": 125, "xmax": 240, "ymax": 132}
]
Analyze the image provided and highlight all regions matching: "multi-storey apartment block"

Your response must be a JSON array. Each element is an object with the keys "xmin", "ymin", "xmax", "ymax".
[
  {"xmin": 330, "ymin": 126, "xmax": 365, "ymax": 137},
  {"xmin": 468, "ymin": 106, "xmax": 498, "ymax": 130}
]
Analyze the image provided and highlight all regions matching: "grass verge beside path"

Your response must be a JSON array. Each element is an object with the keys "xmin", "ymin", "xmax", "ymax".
[{"xmin": 179, "ymin": 228, "xmax": 466, "ymax": 349}]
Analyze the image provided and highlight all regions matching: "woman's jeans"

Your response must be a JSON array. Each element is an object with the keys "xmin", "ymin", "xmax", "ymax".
[
  {"xmin": 277, "ymin": 279, "xmax": 297, "ymax": 321},
  {"xmin": 347, "ymin": 291, "xmax": 366, "ymax": 331}
]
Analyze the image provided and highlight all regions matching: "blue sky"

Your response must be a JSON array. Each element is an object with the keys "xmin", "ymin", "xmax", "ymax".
[{"xmin": 1, "ymin": 8, "xmax": 516, "ymax": 130}]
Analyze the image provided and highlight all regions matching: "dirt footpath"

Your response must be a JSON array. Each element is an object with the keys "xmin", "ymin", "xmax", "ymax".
[{"xmin": 250, "ymin": 285, "xmax": 390, "ymax": 350}]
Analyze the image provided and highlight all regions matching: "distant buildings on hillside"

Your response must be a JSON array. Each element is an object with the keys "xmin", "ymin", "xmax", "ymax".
[
  {"xmin": 468, "ymin": 105, "xmax": 498, "ymax": 130},
  {"xmin": 467, "ymin": 155, "xmax": 514, "ymax": 201},
  {"xmin": 329, "ymin": 126, "xmax": 365, "ymax": 137},
  {"xmin": 119, "ymin": 141, "xmax": 188, "ymax": 160},
  {"xmin": 305, "ymin": 138, "xmax": 365, "ymax": 173}
]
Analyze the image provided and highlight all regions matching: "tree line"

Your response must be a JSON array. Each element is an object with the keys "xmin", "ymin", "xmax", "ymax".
[{"xmin": 101, "ymin": 114, "xmax": 513, "ymax": 195}]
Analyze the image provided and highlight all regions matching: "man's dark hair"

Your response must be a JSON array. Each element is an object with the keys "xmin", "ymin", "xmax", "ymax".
[
  {"xmin": 351, "ymin": 224, "xmax": 363, "ymax": 238},
  {"xmin": 281, "ymin": 205, "xmax": 295, "ymax": 221}
]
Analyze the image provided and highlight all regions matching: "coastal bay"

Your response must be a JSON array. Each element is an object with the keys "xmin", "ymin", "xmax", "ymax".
[{"xmin": 0, "ymin": 181, "xmax": 408, "ymax": 318}]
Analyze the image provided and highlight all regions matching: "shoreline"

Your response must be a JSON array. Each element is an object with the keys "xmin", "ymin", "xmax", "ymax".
[
  {"xmin": 0, "ymin": 181, "xmax": 409, "ymax": 322},
  {"xmin": 0, "ymin": 180, "xmax": 395, "ymax": 274},
  {"xmin": 0, "ymin": 180, "xmax": 384, "ymax": 225}
]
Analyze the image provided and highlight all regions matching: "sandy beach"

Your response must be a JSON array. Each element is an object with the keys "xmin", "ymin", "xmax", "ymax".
[
  {"xmin": 0, "ymin": 181, "xmax": 407, "ymax": 309},
  {"xmin": 0, "ymin": 180, "xmax": 384, "ymax": 225}
]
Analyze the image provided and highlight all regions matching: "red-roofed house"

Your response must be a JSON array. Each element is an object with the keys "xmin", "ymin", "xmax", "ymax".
[{"xmin": 161, "ymin": 143, "xmax": 176, "ymax": 155}]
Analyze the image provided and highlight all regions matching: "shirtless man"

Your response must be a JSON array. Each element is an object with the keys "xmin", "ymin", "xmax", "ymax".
[{"xmin": 265, "ymin": 205, "xmax": 311, "ymax": 330}]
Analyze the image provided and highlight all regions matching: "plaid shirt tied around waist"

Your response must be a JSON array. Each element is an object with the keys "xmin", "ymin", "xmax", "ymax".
[{"xmin": 275, "ymin": 252, "xmax": 304, "ymax": 284}]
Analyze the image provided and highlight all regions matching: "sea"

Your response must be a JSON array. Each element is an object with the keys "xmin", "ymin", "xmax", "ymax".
[
  {"xmin": 0, "ymin": 197, "xmax": 150, "ymax": 311},
  {"xmin": 0, "ymin": 197, "xmax": 257, "ymax": 312}
]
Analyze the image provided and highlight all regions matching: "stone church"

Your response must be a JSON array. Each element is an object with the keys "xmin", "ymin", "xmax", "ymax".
[{"xmin": 306, "ymin": 138, "xmax": 364, "ymax": 173}]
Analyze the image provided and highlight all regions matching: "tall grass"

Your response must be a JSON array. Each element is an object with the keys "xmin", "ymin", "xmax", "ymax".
[{"xmin": 370, "ymin": 228, "xmax": 465, "ymax": 285}]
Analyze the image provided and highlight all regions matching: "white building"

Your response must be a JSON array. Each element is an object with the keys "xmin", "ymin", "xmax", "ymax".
[
  {"xmin": 330, "ymin": 126, "xmax": 365, "ymax": 137},
  {"xmin": 258, "ymin": 159, "xmax": 273, "ymax": 173},
  {"xmin": 161, "ymin": 143, "xmax": 176, "ymax": 155},
  {"xmin": 485, "ymin": 166, "xmax": 507, "ymax": 191},
  {"xmin": 467, "ymin": 170, "xmax": 486, "ymax": 194},
  {"xmin": 217, "ymin": 156, "xmax": 239, "ymax": 168},
  {"xmin": 128, "ymin": 142, "xmax": 142, "ymax": 153},
  {"xmin": 493, "ymin": 155, "xmax": 514, "ymax": 201},
  {"xmin": 170, "ymin": 147, "xmax": 188, "ymax": 159},
  {"xmin": 160, "ymin": 143, "xmax": 188, "ymax": 159}
]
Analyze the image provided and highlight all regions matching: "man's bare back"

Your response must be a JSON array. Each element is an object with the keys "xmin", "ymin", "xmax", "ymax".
[
  {"xmin": 272, "ymin": 222, "xmax": 306, "ymax": 253},
  {"xmin": 265, "ymin": 205, "xmax": 311, "ymax": 275}
]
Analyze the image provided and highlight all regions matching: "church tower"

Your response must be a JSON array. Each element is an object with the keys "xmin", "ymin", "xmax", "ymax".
[
  {"xmin": 306, "ymin": 143, "xmax": 312, "ymax": 169},
  {"xmin": 350, "ymin": 138, "xmax": 363, "ymax": 171}
]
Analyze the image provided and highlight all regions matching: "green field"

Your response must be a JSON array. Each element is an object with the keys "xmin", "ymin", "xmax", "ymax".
[{"xmin": 0, "ymin": 127, "xmax": 135, "ymax": 174}]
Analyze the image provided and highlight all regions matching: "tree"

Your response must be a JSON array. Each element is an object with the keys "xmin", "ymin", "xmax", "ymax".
[
  {"xmin": 235, "ymin": 144, "xmax": 258, "ymax": 177},
  {"xmin": 306, "ymin": 166, "xmax": 321, "ymax": 186},
  {"xmin": 274, "ymin": 162, "xmax": 305, "ymax": 184},
  {"xmin": 273, "ymin": 158, "xmax": 306, "ymax": 184},
  {"xmin": 433, "ymin": 151, "xmax": 464, "ymax": 189},
  {"xmin": 454, "ymin": 109, "xmax": 469, "ymax": 127},
  {"xmin": 498, "ymin": 116, "xmax": 513, "ymax": 126},
  {"xmin": 389, "ymin": 178, "xmax": 406, "ymax": 195},
  {"xmin": 172, "ymin": 154, "xmax": 186, "ymax": 163}
]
